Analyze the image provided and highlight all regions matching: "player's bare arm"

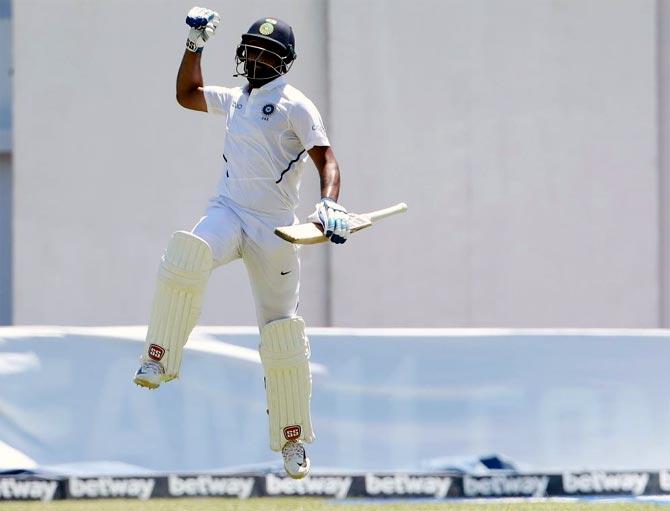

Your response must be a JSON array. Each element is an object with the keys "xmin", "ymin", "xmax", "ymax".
[
  {"xmin": 308, "ymin": 145, "xmax": 340, "ymax": 201},
  {"xmin": 176, "ymin": 7, "xmax": 220, "ymax": 112},
  {"xmin": 307, "ymin": 145, "xmax": 349, "ymax": 244},
  {"xmin": 176, "ymin": 50, "xmax": 207, "ymax": 112}
]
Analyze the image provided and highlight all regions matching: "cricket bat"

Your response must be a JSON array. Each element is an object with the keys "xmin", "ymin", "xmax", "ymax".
[{"xmin": 274, "ymin": 202, "xmax": 408, "ymax": 245}]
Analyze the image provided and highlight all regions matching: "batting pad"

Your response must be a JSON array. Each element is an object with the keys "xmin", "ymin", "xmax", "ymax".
[
  {"xmin": 260, "ymin": 316, "xmax": 315, "ymax": 451},
  {"xmin": 142, "ymin": 231, "xmax": 213, "ymax": 380}
]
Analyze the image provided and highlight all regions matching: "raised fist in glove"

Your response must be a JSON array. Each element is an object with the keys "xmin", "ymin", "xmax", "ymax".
[
  {"xmin": 185, "ymin": 7, "xmax": 221, "ymax": 53},
  {"xmin": 310, "ymin": 197, "xmax": 350, "ymax": 244}
]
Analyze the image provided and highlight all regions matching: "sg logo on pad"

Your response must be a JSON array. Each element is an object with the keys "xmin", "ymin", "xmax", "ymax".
[
  {"xmin": 283, "ymin": 425, "xmax": 301, "ymax": 441},
  {"xmin": 148, "ymin": 344, "xmax": 165, "ymax": 361}
]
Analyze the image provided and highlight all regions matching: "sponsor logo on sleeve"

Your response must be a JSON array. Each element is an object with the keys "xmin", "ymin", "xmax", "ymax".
[
  {"xmin": 265, "ymin": 474, "xmax": 352, "ymax": 499},
  {"xmin": 148, "ymin": 344, "xmax": 165, "ymax": 361},
  {"xmin": 562, "ymin": 471, "xmax": 649, "ymax": 496},
  {"xmin": 283, "ymin": 425, "xmax": 301, "ymax": 441},
  {"xmin": 68, "ymin": 477, "xmax": 155, "ymax": 500},
  {"xmin": 463, "ymin": 475, "xmax": 549, "ymax": 498},
  {"xmin": 168, "ymin": 475, "xmax": 255, "ymax": 499},
  {"xmin": 365, "ymin": 474, "xmax": 452, "ymax": 499},
  {"xmin": 0, "ymin": 479, "xmax": 58, "ymax": 501}
]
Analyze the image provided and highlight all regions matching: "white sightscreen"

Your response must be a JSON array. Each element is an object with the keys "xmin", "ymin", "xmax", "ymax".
[{"xmin": 1, "ymin": 327, "xmax": 669, "ymax": 472}]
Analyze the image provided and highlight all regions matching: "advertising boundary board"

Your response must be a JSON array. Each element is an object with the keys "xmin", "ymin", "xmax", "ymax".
[{"xmin": 3, "ymin": 471, "xmax": 670, "ymax": 501}]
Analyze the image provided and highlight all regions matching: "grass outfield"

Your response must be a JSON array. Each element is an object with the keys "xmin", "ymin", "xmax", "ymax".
[{"xmin": 0, "ymin": 499, "xmax": 665, "ymax": 511}]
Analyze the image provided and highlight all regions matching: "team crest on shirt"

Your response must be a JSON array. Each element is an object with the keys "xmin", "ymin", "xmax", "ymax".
[{"xmin": 261, "ymin": 104, "xmax": 276, "ymax": 121}]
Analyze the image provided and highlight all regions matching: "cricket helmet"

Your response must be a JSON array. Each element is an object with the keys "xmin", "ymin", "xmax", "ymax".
[{"xmin": 234, "ymin": 17, "xmax": 297, "ymax": 78}]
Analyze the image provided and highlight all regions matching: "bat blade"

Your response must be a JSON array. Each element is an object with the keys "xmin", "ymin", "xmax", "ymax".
[
  {"xmin": 274, "ymin": 222, "xmax": 327, "ymax": 244},
  {"xmin": 274, "ymin": 202, "xmax": 407, "ymax": 245},
  {"xmin": 274, "ymin": 215, "xmax": 372, "ymax": 244}
]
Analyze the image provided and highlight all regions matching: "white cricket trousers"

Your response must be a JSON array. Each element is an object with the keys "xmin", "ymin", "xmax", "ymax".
[{"xmin": 191, "ymin": 198, "xmax": 300, "ymax": 327}]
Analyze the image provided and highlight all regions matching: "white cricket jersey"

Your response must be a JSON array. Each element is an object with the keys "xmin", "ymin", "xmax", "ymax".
[{"xmin": 203, "ymin": 76, "xmax": 330, "ymax": 216}]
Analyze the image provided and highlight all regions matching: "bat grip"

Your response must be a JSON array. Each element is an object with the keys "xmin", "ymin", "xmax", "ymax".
[{"xmin": 367, "ymin": 202, "xmax": 408, "ymax": 222}]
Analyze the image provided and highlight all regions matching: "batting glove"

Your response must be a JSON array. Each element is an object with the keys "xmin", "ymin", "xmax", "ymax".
[
  {"xmin": 312, "ymin": 198, "xmax": 349, "ymax": 244},
  {"xmin": 185, "ymin": 7, "xmax": 221, "ymax": 53}
]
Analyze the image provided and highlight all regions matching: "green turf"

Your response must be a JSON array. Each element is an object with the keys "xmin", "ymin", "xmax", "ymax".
[{"xmin": 0, "ymin": 499, "xmax": 665, "ymax": 511}]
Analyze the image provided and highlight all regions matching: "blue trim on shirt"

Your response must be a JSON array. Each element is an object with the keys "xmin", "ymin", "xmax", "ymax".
[{"xmin": 275, "ymin": 149, "xmax": 306, "ymax": 184}]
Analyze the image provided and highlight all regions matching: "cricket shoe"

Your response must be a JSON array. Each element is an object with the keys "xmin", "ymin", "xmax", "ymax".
[
  {"xmin": 282, "ymin": 440, "xmax": 310, "ymax": 479},
  {"xmin": 133, "ymin": 360, "xmax": 164, "ymax": 389}
]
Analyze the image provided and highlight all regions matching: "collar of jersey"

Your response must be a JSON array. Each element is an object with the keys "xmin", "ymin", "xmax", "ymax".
[{"xmin": 246, "ymin": 75, "xmax": 287, "ymax": 94}]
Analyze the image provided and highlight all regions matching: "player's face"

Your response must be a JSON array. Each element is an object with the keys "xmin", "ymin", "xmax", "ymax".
[
  {"xmin": 239, "ymin": 37, "xmax": 284, "ymax": 80},
  {"xmin": 245, "ymin": 46, "xmax": 281, "ymax": 68}
]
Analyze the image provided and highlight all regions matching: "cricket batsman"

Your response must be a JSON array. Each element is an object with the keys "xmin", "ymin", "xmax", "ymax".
[{"xmin": 132, "ymin": 7, "xmax": 350, "ymax": 479}]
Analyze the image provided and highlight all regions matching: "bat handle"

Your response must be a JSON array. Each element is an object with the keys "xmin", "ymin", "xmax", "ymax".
[{"xmin": 366, "ymin": 202, "xmax": 408, "ymax": 222}]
